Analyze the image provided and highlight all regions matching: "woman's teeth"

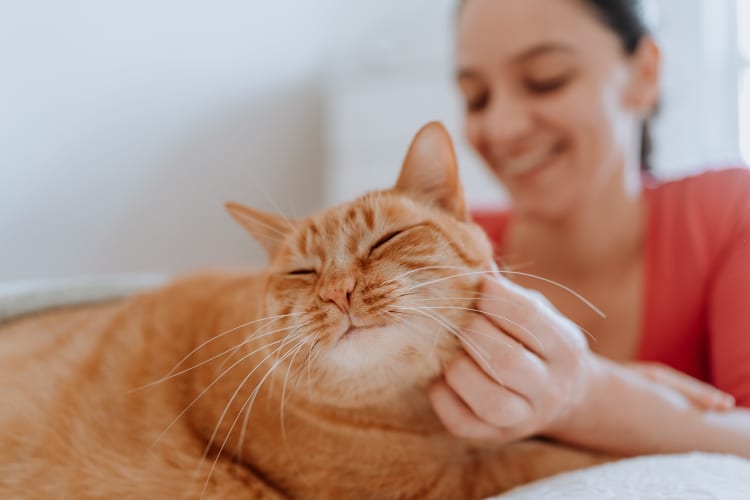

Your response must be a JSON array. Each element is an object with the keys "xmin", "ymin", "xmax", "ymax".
[{"xmin": 502, "ymin": 148, "xmax": 554, "ymax": 175}]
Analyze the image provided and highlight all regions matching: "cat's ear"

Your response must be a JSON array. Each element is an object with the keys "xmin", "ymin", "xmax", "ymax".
[
  {"xmin": 225, "ymin": 202, "xmax": 295, "ymax": 255},
  {"xmin": 394, "ymin": 121, "xmax": 468, "ymax": 220}
]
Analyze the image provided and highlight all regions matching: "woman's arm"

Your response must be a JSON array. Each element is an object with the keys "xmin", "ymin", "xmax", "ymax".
[
  {"xmin": 429, "ymin": 275, "xmax": 750, "ymax": 457},
  {"xmin": 548, "ymin": 356, "xmax": 750, "ymax": 458}
]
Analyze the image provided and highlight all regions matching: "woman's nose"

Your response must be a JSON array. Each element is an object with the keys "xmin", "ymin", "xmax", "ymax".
[{"xmin": 481, "ymin": 89, "xmax": 534, "ymax": 147}]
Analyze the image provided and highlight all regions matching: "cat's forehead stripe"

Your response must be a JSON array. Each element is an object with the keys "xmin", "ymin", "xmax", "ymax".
[{"xmin": 291, "ymin": 193, "xmax": 486, "ymax": 267}]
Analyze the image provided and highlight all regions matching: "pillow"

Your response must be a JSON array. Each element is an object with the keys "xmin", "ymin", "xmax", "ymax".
[
  {"xmin": 0, "ymin": 274, "xmax": 166, "ymax": 322},
  {"xmin": 489, "ymin": 452, "xmax": 750, "ymax": 500}
]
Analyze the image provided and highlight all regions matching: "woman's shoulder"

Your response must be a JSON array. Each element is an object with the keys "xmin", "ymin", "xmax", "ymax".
[
  {"xmin": 648, "ymin": 166, "xmax": 750, "ymax": 204},
  {"xmin": 648, "ymin": 167, "xmax": 750, "ymax": 226},
  {"xmin": 647, "ymin": 166, "xmax": 750, "ymax": 266}
]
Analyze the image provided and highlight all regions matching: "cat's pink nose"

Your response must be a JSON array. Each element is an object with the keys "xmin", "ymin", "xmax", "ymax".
[{"xmin": 319, "ymin": 277, "xmax": 356, "ymax": 312}]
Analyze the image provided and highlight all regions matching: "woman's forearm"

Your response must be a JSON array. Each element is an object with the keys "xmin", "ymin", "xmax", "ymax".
[{"xmin": 547, "ymin": 356, "xmax": 750, "ymax": 458}]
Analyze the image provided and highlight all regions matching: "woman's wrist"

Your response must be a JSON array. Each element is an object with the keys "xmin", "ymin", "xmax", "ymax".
[{"xmin": 542, "ymin": 352, "xmax": 611, "ymax": 445}]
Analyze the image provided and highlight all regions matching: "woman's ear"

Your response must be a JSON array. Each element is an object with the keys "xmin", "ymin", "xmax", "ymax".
[{"xmin": 624, "ymin": 36, "xmax": 661, "ymax": 115}]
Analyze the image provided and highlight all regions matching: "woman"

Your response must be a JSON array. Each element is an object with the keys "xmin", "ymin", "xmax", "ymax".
[{"xmin": 429, "ymin": 0, "xmax": 750, "ymax": 458}]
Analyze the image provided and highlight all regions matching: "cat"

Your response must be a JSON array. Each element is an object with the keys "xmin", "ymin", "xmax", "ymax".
[{"xmin": 0, "ymin": 122, "xmax": 608, "ymax": 499}]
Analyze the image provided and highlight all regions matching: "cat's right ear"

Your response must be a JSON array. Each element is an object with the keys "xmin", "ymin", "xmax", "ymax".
[
  {"xmin": 225, "ymin": 202, "xmax": 295, "ymax": 255},
  {"xmin": 394, "ymin": 121, "xmax": 468, "ymax": 220}
]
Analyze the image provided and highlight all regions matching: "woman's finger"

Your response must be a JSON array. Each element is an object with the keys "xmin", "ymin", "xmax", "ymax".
[
  {"xmin": 476, "ymin": 275, "xmax": 578, "ymax": 359},
  {"xmin": 428, "ymin": 379, "xmax": 513, "ymax": 442},
  {"xmin": 629, "ymin": 362, "xmax": 735, "ymax": 411},
  {"xmin": 443, "ymin": 354, "xmax": 534, "ymax": 429},
  {"xmin": 459, "ymin": 315, "xmax": 547, "ymax": 397}
]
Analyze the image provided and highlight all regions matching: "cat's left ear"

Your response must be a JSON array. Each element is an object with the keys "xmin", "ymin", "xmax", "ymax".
[
  {"xmin": 394, "ymin": 121, "xmax": 468, "ymax": 220},
  {"xmin": 225, "ymin": 202, "xmax": 295, "ymax": 255}
]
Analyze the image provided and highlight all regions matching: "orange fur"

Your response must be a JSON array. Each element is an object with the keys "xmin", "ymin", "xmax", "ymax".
[{"xmin": 0, "ymin": 123, "xmax": 606, "ymax": 499}]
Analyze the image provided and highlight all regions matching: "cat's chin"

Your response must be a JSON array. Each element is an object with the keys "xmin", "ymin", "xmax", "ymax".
[{"xmin": 313, "ymin": 325, "xmax": 458, "ymax": 397}]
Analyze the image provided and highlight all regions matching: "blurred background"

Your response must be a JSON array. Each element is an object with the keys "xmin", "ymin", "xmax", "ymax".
[{"xmin": 1, "ymin": 0, "xmax": 749, "ymax": 281}]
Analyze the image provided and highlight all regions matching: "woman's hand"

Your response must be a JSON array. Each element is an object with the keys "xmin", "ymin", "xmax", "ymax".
[
  {"xmin": 625, "ymin": 361, "xmax": 735, "ymax": 411},
  {"xmin": 429, "ymin": 273, "xmax": 592, "ymax": 443},
  {"xmin": 429, "ymin": 273, "xmax": 735, "ymax": 445}
]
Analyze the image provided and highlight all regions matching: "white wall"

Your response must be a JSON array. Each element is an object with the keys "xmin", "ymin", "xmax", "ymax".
[
  {"xmin": 1, "ymin": 0, "xmax": 745, "ymax": 282},
  {"xmin": 1, "ymin": 1, "xmax": 329, "ymax": 280}
]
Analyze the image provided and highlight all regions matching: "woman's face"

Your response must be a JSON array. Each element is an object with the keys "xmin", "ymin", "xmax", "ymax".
[{"xmin": 456, "ymin": 0, "xmax": 658, "ymax": 218}]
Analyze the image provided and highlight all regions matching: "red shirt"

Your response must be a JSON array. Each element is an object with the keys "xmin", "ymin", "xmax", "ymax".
[{"xmin": 472, "ymin": 168, "xmax": 750, "ymax": 406}]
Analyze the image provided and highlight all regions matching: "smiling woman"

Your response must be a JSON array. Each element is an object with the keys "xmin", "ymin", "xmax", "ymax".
[
  {"xmin": 456, "ymin": 0, "xmax": 657, "ymax": 219},
  {"xmin": 428, "ymin": 0, "xmax": 750, "ymax": 459}
]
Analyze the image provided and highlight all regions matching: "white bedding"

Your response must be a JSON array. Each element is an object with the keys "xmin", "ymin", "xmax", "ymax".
[
  {"xmin": 0, "ymin": 274, "xmax": 166, "ymax": 322},
  {"xmin": 490, "ymin": 452, "xmax": 750, "ymax": 499}
]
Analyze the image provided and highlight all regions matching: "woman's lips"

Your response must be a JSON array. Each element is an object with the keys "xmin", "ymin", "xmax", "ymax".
[{"xmin": 494, "ymin": 142, "xmax": 564, "ymax": 179}]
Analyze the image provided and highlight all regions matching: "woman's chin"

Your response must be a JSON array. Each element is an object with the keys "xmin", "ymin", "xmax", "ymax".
[{"xmin": 505, "ymin": 179, "xmax": 580, "ymax": 221}]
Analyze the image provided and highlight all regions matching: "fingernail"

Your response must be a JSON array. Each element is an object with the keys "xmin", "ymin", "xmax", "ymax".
[
  {"xmin": 722, "ymin": 394, "xmax": 736, "ymax": 409},
  {"xmin": 713, "ymin": 393, "xmax": 735, "ymax": 409}
]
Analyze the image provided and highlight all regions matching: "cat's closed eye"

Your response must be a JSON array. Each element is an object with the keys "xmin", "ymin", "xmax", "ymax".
[
  {"xmin": 368, "ymin": 230, "xmax": 403, "ymax": 257},
  {"xmin": 287, "ymin": 269, "xmax": 317, "ymax": 276}
]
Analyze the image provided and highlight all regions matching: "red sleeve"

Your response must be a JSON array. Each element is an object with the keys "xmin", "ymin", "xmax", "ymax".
[{"xmin": 707, "ymin": 169, "xmax": 750, "ymax": 406}]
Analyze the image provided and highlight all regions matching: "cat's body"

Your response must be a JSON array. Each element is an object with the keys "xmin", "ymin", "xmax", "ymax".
[{"xmin": 0, "ymin": 124, "xmax": 608, "ymax": 499}]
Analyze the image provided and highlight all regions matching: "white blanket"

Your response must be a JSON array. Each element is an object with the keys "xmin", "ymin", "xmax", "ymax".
[
  {"xmin": 0, "ymin": 274, "xmax": 166, "ymax": 322},
  {"xmin": 490, "ymin": 452, "xmax": 750, "ymax": 500}
]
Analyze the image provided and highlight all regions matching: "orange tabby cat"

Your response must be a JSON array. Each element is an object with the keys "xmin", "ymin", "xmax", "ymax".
[{"xmin": 0, "ymin": 123, "xmax": 606, "ymax": 499}]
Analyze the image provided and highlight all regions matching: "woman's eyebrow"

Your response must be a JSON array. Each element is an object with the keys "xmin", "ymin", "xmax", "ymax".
[
  {"xmin": 456, "ymin": 43, "xmax": 577, "ymax": 80},
  {"xmin": 456, "ymin": 68, "xmax": 480, "ymax": 81},
  {"xmin": 513, "ymin": 43, "xmax": 576, "ymax": 63}
]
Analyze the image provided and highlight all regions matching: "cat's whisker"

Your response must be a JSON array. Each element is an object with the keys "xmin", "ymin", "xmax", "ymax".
[
  {"xmin": 279, "ymin": 341, "xmax": 307, "ymax": 445},
  {"xmin": 490, "ymin": 270, "xmax": 605, "ymax": 318},
  {"xmin": 236, "ymin": 324, "xmax": 312, "ymax": 460},
  {"xmin": 385, "ymin": 265, "xmax": 470, "ymax": 285},
  {"xmin": 162, "ymin": 313, "xmax": 301, "ymax": 378},
  {"xmin": 394, "ymin": 306, "xmax": 487, "ymax": 354},
  {"xmin": 304, "ymin": 336, "xmax": 321, "ymax": 400},
  {"xmin": 277, "ymin": 340, "xmax": 313, "ymax": 487},
  {"xmin": 404, "ymin": 270, "xmax": 494, "ymax": 292},
  {"xmin": 201, "ymin": 338, "xmax": 305, "ymax": 499},
  {"xmin": 254, "ymin": 184, "xmax": 298, "ymax": 233},
  {"xmin": 199, "ymin": 333, "xmax": 306, "ymax": 471},
  {"xmin": 403, "ymin": 268, "xmax": 604, "ymax": 319},
  {"xmin": 404, "ymin": 305, "xmax": 544, "ymax": 352},
  {"xmin": 394, "ymin": 306, "xmax": 505, "ymax": 386},
  {"xmin": 133, "ymin": 323, "xmax": 304, "ymax": 392},
  {"xmin": 268, "ymin": 324, "xmax": 301, "ymax": 394},
  {"xmin": 151, "ymin": 326, "xmax": 309, "ymax": 450},
  {"xmin": 243, "ymin": 209, "xmax": 292, "ymax": 239},
  {"xmin": 286, "ymin": 333, "xmax": 320, "ymax": 402},
  {"xmin": 383, "ymin": 310, "xmax": 441, "ymax": 355},
  {"xmin": 210, "ymin": 313, "xmax": 301, "ymax": 376},
  {"xmin": 407, "ymin": 298, "xmax": 596, "ymax": 343}
]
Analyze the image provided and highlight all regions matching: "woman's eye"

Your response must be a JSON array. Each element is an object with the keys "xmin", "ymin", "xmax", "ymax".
[
  {"xmin": 287, "ymin": 269, "xmax": 316, "ymax": 276},
  {"xmin": 526, "ymin": 75, "xmax": 571, "ymax": 94},
  {"xmin": 369, "ymin": 230, "xmax": 403, "ymax": 256},
  {"xmin": 465, "ymin": 93, "xmax": 489, "ymax": 113}
]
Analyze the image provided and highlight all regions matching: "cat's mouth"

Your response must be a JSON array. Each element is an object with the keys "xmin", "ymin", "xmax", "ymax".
[
  {"xmin": 341, "ymin": 325, "xmax": 375, "ymax": 339},
  {"xmin": 337, "ymin": 321, "xmax": 384, "ymax": 342}
]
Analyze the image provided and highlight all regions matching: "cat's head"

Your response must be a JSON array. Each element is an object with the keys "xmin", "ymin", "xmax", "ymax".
[{"xmin": 227, "ymin": 122, "xmax": 494, "ymax": 404}]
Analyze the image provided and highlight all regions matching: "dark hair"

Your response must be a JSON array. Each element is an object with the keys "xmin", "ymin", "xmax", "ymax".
[
  {"xmin": 459, "ymin": 0, "xmax": 656, "ymax": 171},
  {"xmin": 578, "ymin": 0, "xmax": 654, "ymax": 171}
]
